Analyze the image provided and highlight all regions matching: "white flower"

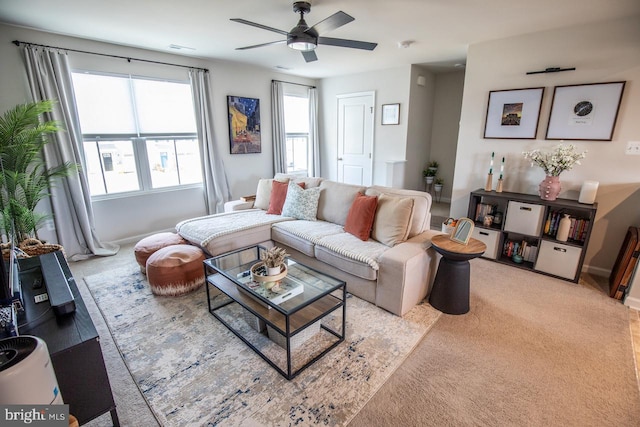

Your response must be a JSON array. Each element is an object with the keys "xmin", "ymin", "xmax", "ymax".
[{"xmin": 522, "ymin": 144, "xmax": 587, "ymax": 176}]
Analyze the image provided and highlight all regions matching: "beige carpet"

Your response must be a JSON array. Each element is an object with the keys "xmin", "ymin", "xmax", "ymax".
[{"xmin": 349, "ymin": 258, "xmax": 640, "ymax": 426}]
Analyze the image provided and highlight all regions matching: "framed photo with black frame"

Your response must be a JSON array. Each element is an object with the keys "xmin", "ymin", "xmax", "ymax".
[
  {"xmin": 227, "ymin": 95, "xmax": 261, "ymax": 154},
  {"xmin": 545, "ymin": 81, "xmax": 626, "ymax": 141},
  {"xmin": 483, "ymin": 87, "xmax": 544, "ymax": 139},
  {"xmin": 381, "ymin": 103, "xmax": 400, "ymax": 125}
]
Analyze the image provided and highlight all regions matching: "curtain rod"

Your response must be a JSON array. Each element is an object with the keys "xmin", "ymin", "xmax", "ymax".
[
  {"xmin": 272, "ymin": 79, "xmax": 316, "ymax": 89},
  {"xmin": 12, "ymin": 40, "xmax": 209, "ymax": 72}
]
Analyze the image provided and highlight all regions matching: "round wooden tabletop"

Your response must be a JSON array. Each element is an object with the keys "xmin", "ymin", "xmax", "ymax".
[{"xmin": 431, "ymin": 234, "xmax": 487, "ymax": 256}]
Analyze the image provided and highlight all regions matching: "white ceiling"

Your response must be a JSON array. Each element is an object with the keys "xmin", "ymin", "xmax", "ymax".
[{"xmin": 1, "ymin": 0, "xmax": 639, "ymax": 78}]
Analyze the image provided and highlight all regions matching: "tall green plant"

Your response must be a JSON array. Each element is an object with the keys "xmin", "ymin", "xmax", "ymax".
[{"xmin": 0, "ymin": 100, "xmax": 76, "ymax": 242}]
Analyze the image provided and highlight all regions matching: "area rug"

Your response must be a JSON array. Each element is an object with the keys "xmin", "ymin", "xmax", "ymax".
[{"xmin": 84, "ymin": 263, "xmax": 440, "ymax": 426}]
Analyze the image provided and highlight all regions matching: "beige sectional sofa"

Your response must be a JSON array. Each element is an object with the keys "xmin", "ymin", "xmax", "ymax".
[{"xmin": 176, "ymin": 175, "xmax": 440, "ymax": 316}]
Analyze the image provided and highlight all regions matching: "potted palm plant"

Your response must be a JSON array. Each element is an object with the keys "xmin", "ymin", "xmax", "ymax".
[{"xmin": 0, "ymin": 100, "xmax": 76, "ymax": 248}]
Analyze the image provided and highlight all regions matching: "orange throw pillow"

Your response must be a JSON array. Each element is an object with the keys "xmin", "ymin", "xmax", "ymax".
[
  {"xmin": 344, "ymin": 193, "xmax": 378, "ymax": 241},
  {"xmin": 267, "ymin": 180, "xmax": 305, "ymax": 215}
]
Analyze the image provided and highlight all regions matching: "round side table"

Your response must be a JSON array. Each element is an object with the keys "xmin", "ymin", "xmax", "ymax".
[{"xmin": 428, "ymin": 234, "xmax": 486, "ymax": 315}]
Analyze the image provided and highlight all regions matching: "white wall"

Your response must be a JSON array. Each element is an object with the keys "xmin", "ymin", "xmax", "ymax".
[
  {"xmin": 318, "ymin": 66, "xmax": 412, "ymax": 186},
  {"xmin": 0, "ymin": 23, "xmax": 316, "ymax": 243},
  {"xmin": 452, "ymin": 15, "xmax": 640, "ymax": 273},
  {"xmin": 429, "ymin": 70, "xmax": 465, "ymax": 202},
  {"xmin": 405, "ymin": 66, "xmax": 435, "ymax": 191}
]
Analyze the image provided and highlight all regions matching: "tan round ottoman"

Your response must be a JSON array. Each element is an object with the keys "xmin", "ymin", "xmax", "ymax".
[
  {"xmin": 134, "ymin": 232, "xmax": 186, "ymax": 274},
  {"xmin": 146, "ymin": 244, "xmax": 206, "ymax": 296}
]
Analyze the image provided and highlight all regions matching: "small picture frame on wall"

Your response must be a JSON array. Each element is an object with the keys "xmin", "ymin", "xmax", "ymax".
[
  {"xmin": 483, "ymin": 87, "xmax": 544, "ymax": 139},
  {"xmin": 381, "ymin": 103, "xmax": 400, "ymax": 125},
  {"xmin": 227, "ymin": 95, "xmax": 261, "ymax": 154},
  {"xmin": 545, "ymin": 81, "xmax": 626, "ymax": 141}
]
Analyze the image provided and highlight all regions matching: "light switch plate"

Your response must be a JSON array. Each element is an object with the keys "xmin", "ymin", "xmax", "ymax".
[{"xmin": 626, "ymin": 141, "xmax": 640, "ymax": 155}]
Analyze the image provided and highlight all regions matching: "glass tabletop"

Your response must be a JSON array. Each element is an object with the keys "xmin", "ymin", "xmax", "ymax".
[{"xmin": 205, "ymin": 246, "xmax": 344, "ymax": 314}]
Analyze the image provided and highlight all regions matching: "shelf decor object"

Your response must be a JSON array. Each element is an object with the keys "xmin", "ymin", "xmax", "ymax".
[
  {"xmin": 578, "ymin": 181, "xmax": 599, "ymax": 204},
  {"xmin": 523, "ymin": 144, "xmax": 587, "ymax": 201},
  {"xmin": 496, "ymin": 156, "xmax": 505, "ymax": 192},
  {"xmin": 546, "ymin": 81, "xmax": 626, "ymax": 141},
  {"xmin": 483, "ymin": 87, "xmax": 544, "ymax": 139},
  {"xmin": 485, "ymin": 151, "xmax": 494, "ymax": 191}
]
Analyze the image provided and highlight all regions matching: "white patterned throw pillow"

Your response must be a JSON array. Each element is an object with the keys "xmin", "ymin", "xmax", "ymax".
[{"xmin": 281, "ymin": 181, "xmax": 321, "ymax": 221}]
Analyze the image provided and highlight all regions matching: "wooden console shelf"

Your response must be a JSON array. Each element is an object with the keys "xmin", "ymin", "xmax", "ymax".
[{"xmin": 467, "ymin": 189, "xmax": 597, "ymax": 283}]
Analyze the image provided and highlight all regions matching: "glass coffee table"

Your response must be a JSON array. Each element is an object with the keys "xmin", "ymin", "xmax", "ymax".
[{"xmin": 204, "ymin": 245, "xmax": 346, "ymax": 379}]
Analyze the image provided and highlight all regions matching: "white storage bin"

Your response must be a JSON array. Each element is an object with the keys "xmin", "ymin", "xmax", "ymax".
[
  {"xmin": 471, "ymin": 227, "xmax": 500, "ymax": 260},
  {"xmin": 504, "ymin": 201, "xmax": 545, "ymax": 236},
  {"xmin": 534, "ymin": 240, "xmax": 582, "ymax": 280}
]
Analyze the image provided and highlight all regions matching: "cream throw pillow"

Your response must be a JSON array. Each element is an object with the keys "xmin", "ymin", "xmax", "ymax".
[
  {"xmin": 372, "ymin": 194, "xmax": 414, "ymax": 247},
  {"xmin": 254, "ymin": 177, "xmax": 289, "ymax": 210}
]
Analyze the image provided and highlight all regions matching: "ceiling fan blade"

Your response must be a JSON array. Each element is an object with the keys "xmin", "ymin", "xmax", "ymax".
[
  {"xmin": 308, "ymin": 11, "xmax": 354, "ymax": 35},
  {"xmin": 236, "ymin": 40, "xmax": 287, "ymax": 50},
  {"xmin": 301, "ymin": 50, "xmax": 318, "ymax": 63},
  {"xmin": 230, "ymin": 18, "xmax": 288, "ymax": 36},
  {"xmin": 318, "ymin": 37, "xmax": 377, "ymax": 51}
]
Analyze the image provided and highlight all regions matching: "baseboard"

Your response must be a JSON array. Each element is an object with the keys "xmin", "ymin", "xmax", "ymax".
[
  {"xmin": 110, "ymin": 228, "xmax": 176, "ymax": 246},
  {"xmin": 432, "ymin": 197, "xmax": 451, "ymax": 204},
  {"xmin": 624, "ymin": 296, "xmax": 640, "ymax": 310},
  {"xmin": 582, "ymin": 264, "xmax": 610, "ymax": 278}
]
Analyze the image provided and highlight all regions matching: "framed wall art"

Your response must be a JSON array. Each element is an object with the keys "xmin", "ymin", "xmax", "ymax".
[
  {"xmin": 381, "ymin": 103, "xmax": 400, "ymax": 125},
  {"xmin": 227, "ymin": 95, "xmax": 261, "ymax": 154},
  {"xmin": 545, "ymin": 81, "xmax": 626, "ymax": 141},
  {"xmin": 483, "ymin": 87, "xmax": 544, "ymax": 139}
]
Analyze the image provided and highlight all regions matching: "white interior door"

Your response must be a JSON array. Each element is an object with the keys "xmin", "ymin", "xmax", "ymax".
[{"xmin": 337, "ymin": 92, "xmax": 374, "ymax": 186}]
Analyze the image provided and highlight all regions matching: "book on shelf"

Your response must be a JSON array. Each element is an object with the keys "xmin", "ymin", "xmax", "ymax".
[
  {"xmin": 475, "ymin": 203, "xmax": 495, "ymax": 223},
  {"xmin": 544, "ymin": 209, "xmax": 589, "ymax": 243},
  {"xmin": 503, "ymin": 238, "xmax": 537, "ymax": 262}
]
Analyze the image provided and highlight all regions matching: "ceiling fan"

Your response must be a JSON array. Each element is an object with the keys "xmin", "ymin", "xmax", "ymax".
[{"xmin": 231, "ymin": 1, "xmax": 377, "ymax": 63}]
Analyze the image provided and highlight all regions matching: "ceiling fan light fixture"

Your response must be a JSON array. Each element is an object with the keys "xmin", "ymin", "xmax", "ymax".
[
  {"xmin": 287, "ymin": 31, "xmax": 317, "ymax": 51},
  {"xmin": 288, "ymin": 41, "xmax": 317, "ymax": 51}
]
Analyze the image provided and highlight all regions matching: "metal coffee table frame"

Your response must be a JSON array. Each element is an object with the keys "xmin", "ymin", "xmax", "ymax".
[{"xmin": 204, "ymin": 246, "xmax": 346, "ymax": 380}]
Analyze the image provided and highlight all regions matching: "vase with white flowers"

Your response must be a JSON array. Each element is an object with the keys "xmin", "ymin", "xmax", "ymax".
[{"xmin": 522, "ymin": 144, "xmax": 587, "ymax": 201}]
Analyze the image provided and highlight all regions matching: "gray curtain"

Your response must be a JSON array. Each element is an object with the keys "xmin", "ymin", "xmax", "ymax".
[
  {"xmin": 21, "ymin": 46, "xmax": 119, "ymax": 260},
  {"xmin": 189, "ymin": 69, "xmax": 231, "ymax": 214},
  {"xmin": 271, "ymin": 81, "xmax": 287, "ymax": 174},
  {"xmin": 309, "ymin": 87, "xmax": 320, "ymax": 177}
]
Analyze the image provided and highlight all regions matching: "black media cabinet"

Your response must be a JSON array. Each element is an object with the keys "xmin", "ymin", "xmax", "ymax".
[{"xmin": 18, "ymin": 252, "xmax": 119, "ymax": 426}]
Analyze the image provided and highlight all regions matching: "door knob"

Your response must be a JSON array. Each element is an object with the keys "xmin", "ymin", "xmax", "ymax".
[{"xmin": 338, "ymin": 157, "xmax": 343, "ymax": 161}]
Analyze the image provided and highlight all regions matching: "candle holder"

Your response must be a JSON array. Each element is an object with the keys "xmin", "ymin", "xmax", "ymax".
[
  {"xmin": 484, "ymin": 173, "xmax": 493, "ymax": 192},
  {"xmin": 496, "ymin": 178, "xmax": 504, "ymax": 193}
]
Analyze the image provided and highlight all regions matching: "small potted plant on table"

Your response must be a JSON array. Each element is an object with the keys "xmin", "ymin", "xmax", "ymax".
[{"xmin": 252, "ymin": 246, "xmax": 289, "ymax": 290}]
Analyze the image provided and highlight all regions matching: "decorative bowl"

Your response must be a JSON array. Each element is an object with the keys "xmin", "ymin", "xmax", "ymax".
[
  {"xmin": 512, "ymin": 254, "xmax": 524, "ymax": 264},
  {"xmin": 250, "ymin": 261, "xmax": 288, "ymax": 285}
]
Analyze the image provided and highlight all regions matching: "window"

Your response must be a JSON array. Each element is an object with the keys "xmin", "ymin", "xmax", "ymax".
[
  {"xmin": 71, "ymin": 72, "xmax": 202, "ymax": 196},
  {"xmin": 283, "ymin": 94, "xmax": 310, "ymax": 176}
]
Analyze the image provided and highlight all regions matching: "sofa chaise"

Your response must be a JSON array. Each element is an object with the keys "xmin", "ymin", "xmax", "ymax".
[{"xmin": 176, "ymin": 174, "xmax": 440, "ymax": 316}]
